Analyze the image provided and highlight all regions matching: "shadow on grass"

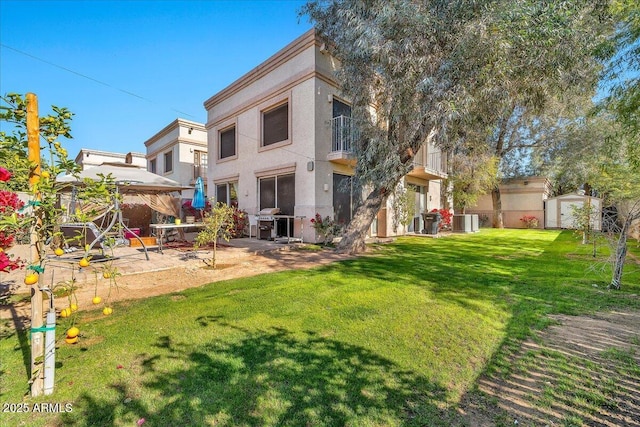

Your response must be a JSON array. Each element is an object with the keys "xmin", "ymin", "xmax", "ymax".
[
  {"xmin": 61, "ymin": 321, "xmax": 449, "ymax": 426},
  {"xmin": 44, "ymin": 230, "xmax": 640, "ymax": 426}
]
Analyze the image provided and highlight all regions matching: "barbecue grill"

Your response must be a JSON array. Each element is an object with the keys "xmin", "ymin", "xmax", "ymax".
[{"xmin": 258, "ymin": 207, "xmax": 280, "ymax": 240}]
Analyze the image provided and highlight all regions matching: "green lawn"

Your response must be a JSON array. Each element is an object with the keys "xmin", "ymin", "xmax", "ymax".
[{"xmin": 1, "ymin": 229, "xmax": 638, "ymax": 426}]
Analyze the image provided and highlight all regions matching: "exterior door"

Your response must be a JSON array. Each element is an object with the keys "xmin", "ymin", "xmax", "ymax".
[{"xmin": 560, "ymin": 201, "xmax": 581, "ymax": 228}]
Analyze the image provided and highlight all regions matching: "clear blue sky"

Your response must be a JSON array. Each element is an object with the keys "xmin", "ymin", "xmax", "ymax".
[{"xmin": 0, "ymin": 0, "xmax": 312, "ymax": 157}]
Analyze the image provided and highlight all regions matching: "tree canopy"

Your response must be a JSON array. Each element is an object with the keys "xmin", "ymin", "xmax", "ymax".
[{"xmin": 303, "ymin": 0, "xmax": 616, "ymax": 250}]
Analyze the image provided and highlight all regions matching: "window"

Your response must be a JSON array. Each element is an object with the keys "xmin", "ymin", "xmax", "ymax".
[
  {"xmin": 163, "ymin": 150, "xmax": 173, "ymax": 174},
  {"xmin": 149, "ymin": 158, "xmax": 157, "ymax": 174},
  {"xmin": 333, "ymin": 173, "xmax": 361, "ymax": 226},
  {"xmin": 262, "ymin": 103, "xmax": 288, "ymax": 146},
  {"xmin": 259, "ymin": 173, "xmax": 295, "ymax": 215},
  {"xmin": 333, "ymin": 98, "xmax": 351, "ymax": 119},
  {"xmin": 216, "ymin": 182, "xmax": 238, "ymax": 207},
  {"xmin": 219, "ymin": 126, "xmax": 236, "ymax": 159},
  {"xmin": 194, "ymin": 150, "xmax": 207, "ymax": 179}
]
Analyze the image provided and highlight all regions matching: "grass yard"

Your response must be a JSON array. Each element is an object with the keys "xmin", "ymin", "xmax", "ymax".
[{"xmin": 1, "ymin": 229, "xmax": 639, "ymax": 426}]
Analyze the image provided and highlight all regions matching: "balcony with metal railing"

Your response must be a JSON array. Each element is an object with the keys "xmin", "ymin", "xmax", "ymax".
[
  {"xmin": 327, "ymin": 116, "xmax": 356, "ymax": 165},
  {"xmin": 408, "ymin": 146, "xmax": 448, "ymax": 180},
  {"xmin": 326, "ymin": 116, "xmax": 447, "ymax": 179}
]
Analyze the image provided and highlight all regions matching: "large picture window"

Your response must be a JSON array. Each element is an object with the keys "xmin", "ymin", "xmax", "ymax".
[
  {"xmin": 219, "ymin": 126, "xmax": 236, "ymax": 159},
  {"xmin": 259, "ymin": 173, "xmax": 295, "ymax": 215},
  {"xmin": 262, "ymin": 103, "xmax": 288, "ymax": 146}
]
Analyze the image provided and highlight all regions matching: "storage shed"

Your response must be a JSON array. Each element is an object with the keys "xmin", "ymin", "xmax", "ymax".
[{"xmin": 545, "ymin": 193, "xmax": 602, "ymax": 231}]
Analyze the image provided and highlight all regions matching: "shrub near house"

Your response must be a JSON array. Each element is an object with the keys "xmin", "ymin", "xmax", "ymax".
[
  {"xmin": 430, "ymin": 208, "xmax": 453, "ymax": 231},
  {"xmin": 520, "ymin": 215, "xmax": 539, "ymax": 229}
]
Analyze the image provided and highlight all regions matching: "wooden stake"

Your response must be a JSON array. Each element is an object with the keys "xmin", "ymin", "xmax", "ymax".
[{"xmin": 27, "ymin": 92, "xmax": 44, "ymax": 396}]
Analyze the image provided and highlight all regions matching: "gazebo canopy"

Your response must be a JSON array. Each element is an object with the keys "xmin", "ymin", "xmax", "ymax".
[
  {"xmin": 57, "ymin": 162, "xmax": 192, "ymax": 193},
  {"xmin": 57, "ymin": 162, "xmax": 192, "ymax": 218}
]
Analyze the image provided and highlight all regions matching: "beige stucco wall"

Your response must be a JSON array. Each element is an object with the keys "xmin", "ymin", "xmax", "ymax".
[
  {"xmin": 467, "ymin": 177, "xmax": 550, "ymax": 228},
  {"xmin": 205, "ymin": 31, "xmax": 334, "ymax": 242},
  {"xmin": 204, "ymin": 29, "xmax": 446, "ymax": 242}
]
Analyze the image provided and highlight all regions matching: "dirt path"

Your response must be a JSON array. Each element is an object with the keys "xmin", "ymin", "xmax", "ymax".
[
  {"xmin": 457, "ymin": 310, "xmax": 640, "ymax": 426},
  {"xmin": 1, "ymin": 248, "xmax": 353, "ymax": 324}
]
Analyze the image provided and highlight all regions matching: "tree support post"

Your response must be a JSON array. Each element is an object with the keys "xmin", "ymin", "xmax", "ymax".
[{"xmin": 27, "ymin": 92, "xmax": 46, "ymax": 396}]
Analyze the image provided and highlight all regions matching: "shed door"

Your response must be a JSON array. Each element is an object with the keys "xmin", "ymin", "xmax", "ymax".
[{"xmin": 560, "ymin": 201, "xmax": 581, "ymax": 228}]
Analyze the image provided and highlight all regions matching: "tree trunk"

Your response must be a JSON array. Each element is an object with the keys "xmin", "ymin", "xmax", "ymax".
[
  {"xmin": 212, "ymin": 238, "xmax": 217, "ymax": 269},
  {"xmin": 610, "ymin": 214, "xmax": 632, "ymax": 289},
  {"xmin": 337, "ymin": 187, "xmax": 389, "ymax": 254},
  {"xmin": 491, "ymin": 187, "xmax": 504, "ymax": 228}
]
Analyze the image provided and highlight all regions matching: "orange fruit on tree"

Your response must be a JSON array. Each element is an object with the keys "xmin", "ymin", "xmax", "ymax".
[
  {"xmin": 59, "ymin": 307, "xmax": 72, "ymax": 318},
  {"xmin": 102, "ymin": 307, "xmax": 113, "ymax": 316},
  {"xmin": 41, "ymin": 171, "xmax": 50, "ymax": 179},
  {"xmin": 103, "ymin": 271, "xmax": 111, "ymax": 279},
  {"xmin": 70, "ymin": 303, "xmax": 78, "ymax": 312},
  {"xmin": 79, "ymin": 258, "xmax": 90, "ymax": 268},
  {"xmin": 24, "ymin": 274, "xmax": 39, "ymax": 286},
  {"xmin": 54, "ymin": 248, "xmax": 64, "ymax": 256},
  {"xmin": 92, "ymin": 296, "xmax": 102, "ymax": 305},
  {"xmin": 66, "ymin": 327, "xmax": 80, "ymax": 338},
  {"xmin": 65, "ymin": 336, "xmax": 78, "ymax": 344}
]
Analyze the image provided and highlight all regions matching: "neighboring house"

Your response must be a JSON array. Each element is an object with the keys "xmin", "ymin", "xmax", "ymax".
[
  {"xmin": 143, "ymin": 118, "xmax": 207, "ymax": 200},
  {"xmin": 466, "ymin": 177, "xmax": 552, "ymax": 229},
  {"xmin": 203, "ymin": 29, "xmax": 447, "ymax": 243},
  {"xmin": 75, "ymin": 149, "xmax": 146, "ymax": 170}
]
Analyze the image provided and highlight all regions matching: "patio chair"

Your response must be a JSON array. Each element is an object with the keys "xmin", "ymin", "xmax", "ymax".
[{"xmin": 248, "ymin": 215, "xmax": 259, "ymax": 239}]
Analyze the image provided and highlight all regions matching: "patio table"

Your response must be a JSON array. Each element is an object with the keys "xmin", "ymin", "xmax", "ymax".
[{"xmin": 150, "ymin": 222, "xmax": 206, "ymax": 254}]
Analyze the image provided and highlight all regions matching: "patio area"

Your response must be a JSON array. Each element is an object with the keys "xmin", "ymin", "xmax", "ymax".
[{"xmin": 1, "ymin": 237, "xmax": 300, "ymax": 295}]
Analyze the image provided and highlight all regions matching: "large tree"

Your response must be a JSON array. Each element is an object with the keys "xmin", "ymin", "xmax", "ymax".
[
  {"xmin": 597, "ymin": 0, "xmax": 640, "ymax": 289},
  {"xmin": 606, "ymin": 0, "xmax": 640, "ymax": 135},
  {"xmin": 447, "ymin": 1, "xmax": 614, "ymax": 227},
  {"xmin": 303, "ymin": 1, "xmax": 615, "ymax": 253},
  {"xmin": 303, "ymin": 0, "xmax": 488, "ymax": 253}
]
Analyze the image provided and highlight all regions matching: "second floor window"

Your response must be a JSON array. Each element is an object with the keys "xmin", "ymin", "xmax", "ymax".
[
  {"xmin": 262, "ymin": 103, "xmax": 288, "ymax": 146},
  {"xmin": 149, "ymin": 158, "xmax": 157, "ymax": 174},
  {"xmin": 194, "ymin": 150, "xmax": 207, "ymax": 179},
  {"xmin": 164, "ymin": 150, "xmax": 173, "ymax": 174},
  {"xmin": 219, "ymin": 126, "xmax": 236, "ymax": 159},
  {"xmin": 333, "ymin": 98, "xmax": 351, "ymax": 119}
]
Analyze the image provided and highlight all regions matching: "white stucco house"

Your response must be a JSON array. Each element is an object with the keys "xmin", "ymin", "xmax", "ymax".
[
  {"xmin": 143, "ymin": 118, "xmax": 207, "ymax": 200},
  {"xmin": 75, "ymin": 149, "xmax": 146, "ymax": 170},
  {"xmin": 203, "ymin": 29, "xmax": 447, "ymax": 243}
]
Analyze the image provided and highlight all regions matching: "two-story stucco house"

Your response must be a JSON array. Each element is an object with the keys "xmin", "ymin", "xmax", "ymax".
[
  {"xmin": 204, "ymin": 29, "xmax": 447, "ymax": 243},
  {"xmin": 75, "ymin": 149, "xmax": 146, "ymax": 170},
  {"xmin": 143, "ymin": 118, "xmax": 207, "ymax": 200}
]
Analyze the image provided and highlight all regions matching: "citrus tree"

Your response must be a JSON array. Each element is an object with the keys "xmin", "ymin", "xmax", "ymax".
[{"xmin": 1, "ymin": 93, "xmax": 120, "ymax": 395}]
